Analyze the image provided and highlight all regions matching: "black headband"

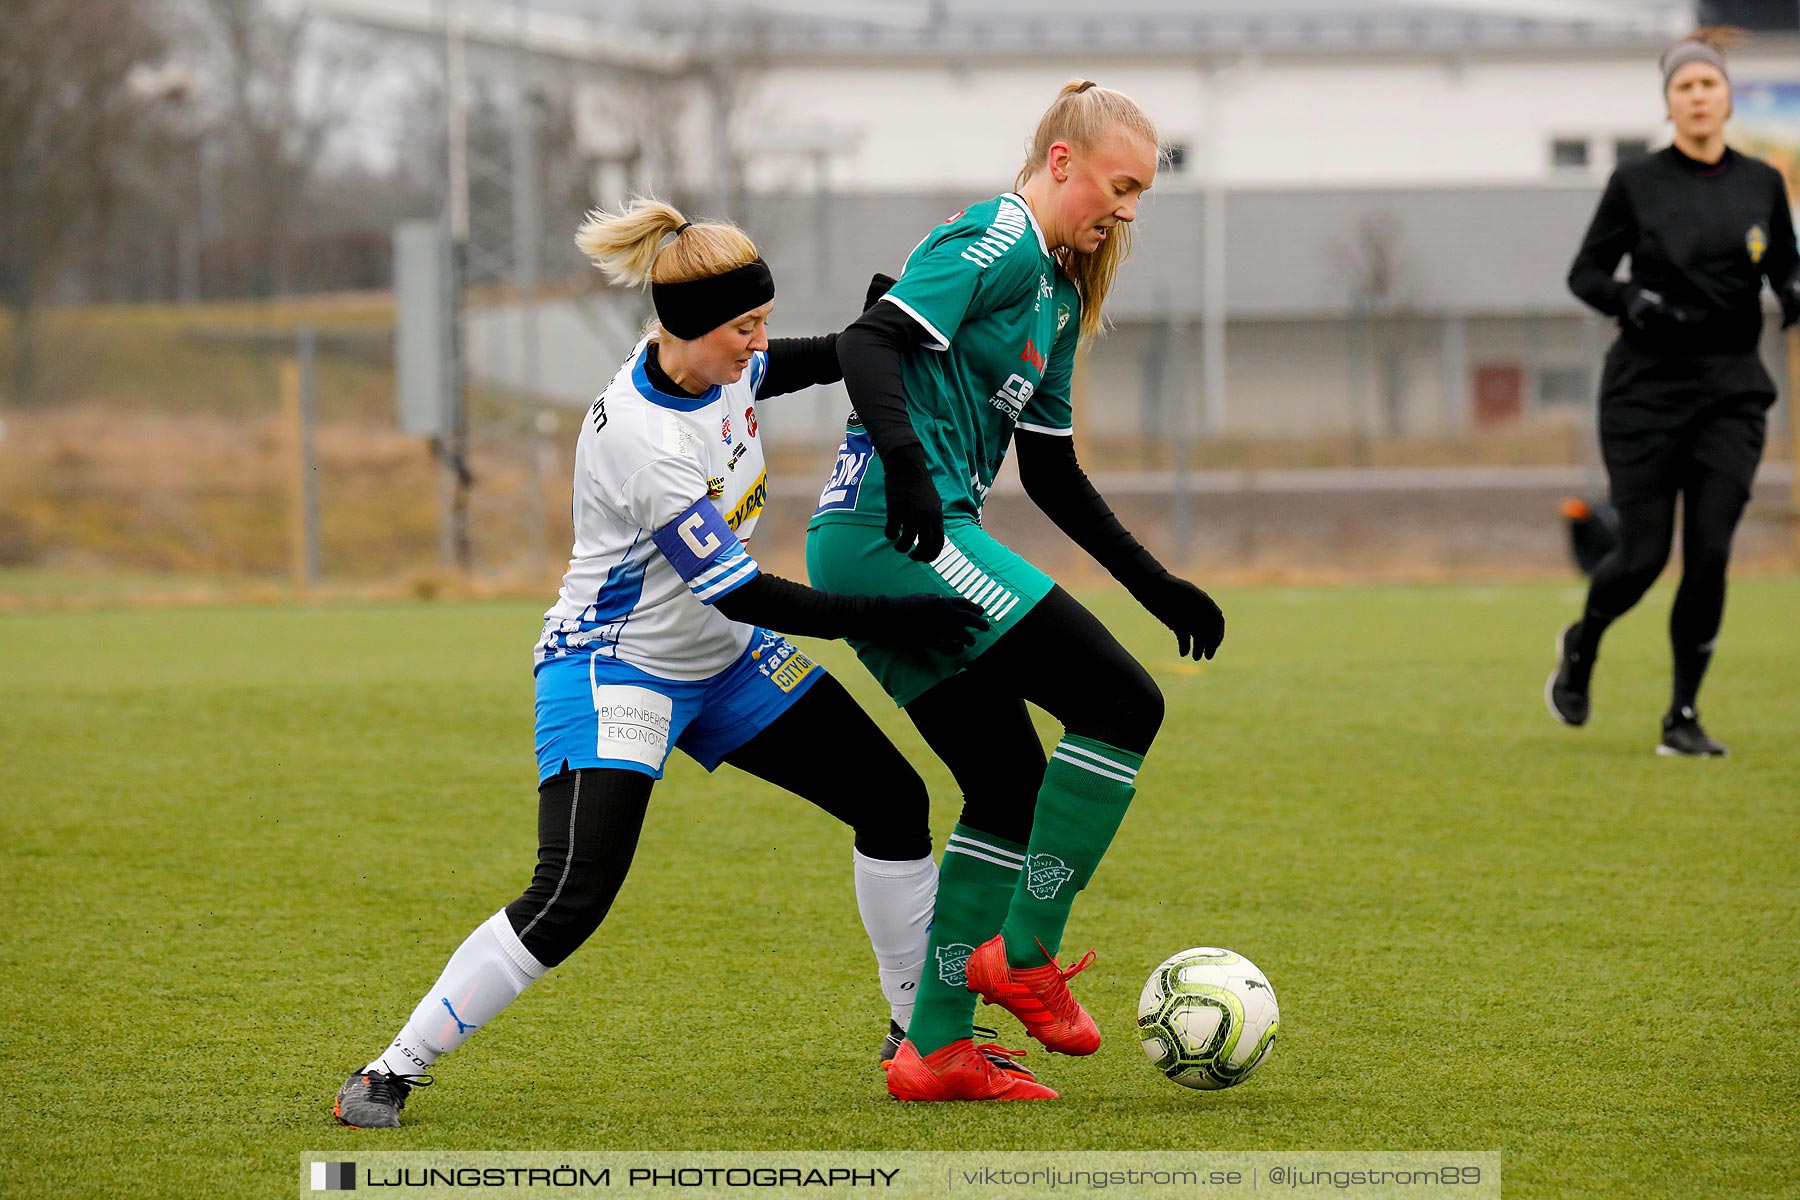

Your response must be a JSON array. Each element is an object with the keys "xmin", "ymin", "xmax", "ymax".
[{"xmin": 650, "ymin": 258, "xmax": 775, "ymax": 339}]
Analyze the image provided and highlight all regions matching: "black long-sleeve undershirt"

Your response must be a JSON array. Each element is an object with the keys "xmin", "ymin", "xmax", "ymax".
[
  {"xmin": 644, "ymin": 336, "xmax": 841, "ymax": 400},
  {"xmin": 711, "ymin": 571, "xmax": 873, "ymax": 639},
  {"xmin": 759, "ymin": 335, "xmax": 841, "ymax": 398},
  {"xmin": 1568, "ymin": 145, "xmax": 1798, "ymax": 355},
  {"xmin": 1015, "ymin": 430, "xmax": 1165, "ymax": 586},
  {"xmin": 840, "ymin": 299, "xmax": 1166, "ymax": 587},
  {"xmin": 836, "ymin": 301, "xmax": 928, "ymax": 460}
]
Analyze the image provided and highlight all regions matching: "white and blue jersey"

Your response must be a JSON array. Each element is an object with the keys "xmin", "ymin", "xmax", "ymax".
[
  {"xmin": 536, "ymin": 335, "xmax": 773, "ymax": 680},
  {"xmin": 532, "ymin": 335, "xmax": 820, "ymax": 781}
]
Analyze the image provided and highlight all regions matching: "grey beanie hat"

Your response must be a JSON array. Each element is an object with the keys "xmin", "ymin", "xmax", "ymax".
[{"xmin": 1661, "ymin": 39, "xmax": 1729, "ymax": 92}]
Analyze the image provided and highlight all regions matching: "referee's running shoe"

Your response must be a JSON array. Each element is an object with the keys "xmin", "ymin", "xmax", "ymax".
[
  {"xmin": 1545, "ymin": 622, "xmax": 1593, "ymax": 727},
  {"xmin": 884, "ymin": 1037, "xmax": 1056, "ymax": 1101},
  {"xmin": 1659, "ymin": 707, "xmax": 1727, "ymax": 757},
  {"xmin": 964, "ymin": 933, "xmax": 1101, "ymax": 1056},
  {"xmin": 335, "ymin": 1068, "xmax": 431, "ymax": 1128},
  {"xmin": 879, "ymin": 1020, "xmax": 1038, "ymax": 1081}
]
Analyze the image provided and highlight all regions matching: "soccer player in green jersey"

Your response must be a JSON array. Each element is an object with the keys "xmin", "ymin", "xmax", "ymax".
[{"xmin": 807, "ymin": 81, "xmax": 1225, "ymax": 1101}]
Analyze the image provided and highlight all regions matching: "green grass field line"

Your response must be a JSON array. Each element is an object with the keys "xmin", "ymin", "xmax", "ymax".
[{"xmin": 2, "ymin": 582, "xmax": 1796, "ymax": 1198}]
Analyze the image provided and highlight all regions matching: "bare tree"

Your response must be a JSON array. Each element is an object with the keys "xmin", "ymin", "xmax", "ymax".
[
  {"xmin": 0, "ymin": 0, "xmax": 168, "ymax": 406},
  {"xmin": 1337, "ymin": 215, "xmax": 1418, "ymax": 445},
  {"xmin": 188, "ymin": 0, "xmax": 372, "ymax": 297}
]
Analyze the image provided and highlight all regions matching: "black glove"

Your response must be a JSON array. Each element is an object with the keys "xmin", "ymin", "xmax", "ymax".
[
  {"xmin": 865, "ymin": 272, "xmax": 897, "ymax": 312},
  {"xmin": 883, "ymin": 444, "xmax": 945, "ymax": 562},
  {"xmin": 1623, "ymin": 284, "xmax": 1700, "ymax": 334},
  {"xmin": 1127, "ymin": 571, "xmax": 1225, "ymax": 661},
  {"xmin": 868, "ymin": 594, "xmax": 988, "ymax": 655},
  {"xmin": 1780, "ymin": 269, "xmax": 1800, "ymax": 329}
]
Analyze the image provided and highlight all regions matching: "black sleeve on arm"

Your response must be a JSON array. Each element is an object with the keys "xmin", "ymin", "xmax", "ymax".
[
  {"xmin": 1568, "ymin": 170, "xmax": 1635, "ymax": 316},
  {"xmin": 1763, "ymin": 169, "xmax": 1800, "ymax": 296},
  {"xmin": 836, "ymin": 300, "xmax": 933, "ymax": 459},
  {"xmin": 1015, "ymin": 429, "xmax": 1163, "ymax": 584},
  {"xmin": 711, "ymin": 572, "xmax": 871, "ymax": 640},
  {"xmin": 758, "ymin": 335, "xmax": 841, "ymax": 399}
]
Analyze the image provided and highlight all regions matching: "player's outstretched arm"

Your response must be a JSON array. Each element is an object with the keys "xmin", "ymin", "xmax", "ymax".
[
  {"xmin": 650, "ymin": 496, "xmax": 983, "ymax": 653},
  {"xmin": 1015, "ymin": 428, "xmax": 1224, "ymax": 661},
  {"xmin": 713, "ymin": 574, "xmax": 985, "ymax": 655},
  {"xmin": 836, "ymin": 298, "xmax": 945, "ymax": 562},
  {"xmin": 757, "ymin": 274, "xmax": 900, "ymax": 398}
]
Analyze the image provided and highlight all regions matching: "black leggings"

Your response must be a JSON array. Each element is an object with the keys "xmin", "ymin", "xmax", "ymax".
[
  {"xmin": 503, "ymin": 672, "xmax": 931, "ymax": 968},
  {"xmin": 903, "ymin": 585, "xmax": 1164, "ymax": 845},
  {"xmin": 1582, "ymin": 463, "xmax": 1751, "ymax": 658},
  {"xmin": 1580, "ymin": 463, "xmax": 1752, "ymax": 712}
]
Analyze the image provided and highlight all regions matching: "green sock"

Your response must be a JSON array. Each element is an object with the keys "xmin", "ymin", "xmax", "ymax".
[
  {"xmin": 999, "ymin": 735, "xmax": 1143, "ymax": 968},
  {"xmin": 903, "ymin": 823, "xmax": 1025, "ymax": 1056}
]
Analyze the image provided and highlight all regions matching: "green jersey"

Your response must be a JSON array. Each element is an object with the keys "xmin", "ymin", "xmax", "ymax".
[{"xmin": 811, "ymin": 192, "xmax": 1081, "ymax": 526}]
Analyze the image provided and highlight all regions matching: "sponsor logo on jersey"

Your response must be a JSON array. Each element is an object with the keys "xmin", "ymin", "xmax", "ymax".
[
  {"xmin": 814, "ymin": 428, "xmax": 873, "ymax": 514},
  {"xmin": 959, "ymin": 198, "xmax": 1031, "ymax": 269},
  {"xmin": 706, "ymin": 476, "xmax": 726, "ymax": 498},
  {"xmin": 936, "ymin": 942, "xmax": 975, "ymax": 986},
  {"xmin": 1024, "ymin": 853, "xmax": 1074, "ymax": 900},
  {"xmin": 726, "ymin": 469, "xmax": 767, "ymax": 530},
  {"xmin": 1020, "ymin": 339, "xmax": 1046, "ymax": 374},
  {"xmin": 720, "ymin": 415, "xmax": 732, "ymax": 443},
  {"xmin": 744, "ymin": 406, "xmax": 757, "ymax": 438},
  {"xmin": 727, "ymin": 442, "xmax": 749, "ymax": 471},
  {"xmin": 943, "ymin": 208, "xmax": 966, "ymax": 224},
  {"xmin": 989, "ymin": 372, "xmax": 1035, "ymax": 421},
  {"xmin": 588, "ymin": 395, "xmax": 608, "ymax": 432},
  {"xmin": 1747, "ymin": 223, "xmax": 1768, "ymax": 264}
]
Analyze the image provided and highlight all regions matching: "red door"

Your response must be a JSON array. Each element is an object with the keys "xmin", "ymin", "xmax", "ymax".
[{"xmin": 1473, "ymin": 364, "xmax": 1523, "ymax": 427}]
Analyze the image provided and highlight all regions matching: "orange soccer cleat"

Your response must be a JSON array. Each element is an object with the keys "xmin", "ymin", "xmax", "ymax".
[
  {"xmin": 963, "ymin": 934, "xmax": 1101, "ymax": 1056},
  {"xmin": 883, "ymin": 1037, "xmax": 1057, "ymax": 1101}
]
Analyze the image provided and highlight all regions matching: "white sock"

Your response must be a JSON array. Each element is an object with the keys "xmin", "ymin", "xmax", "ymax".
[
  {"xmin": 365, "ymin": 909, "xmax": 547, "ymax": 1076},
  {"xmin": 852, "ymin": 849, "xmax": 938, "ymax": 1029}
]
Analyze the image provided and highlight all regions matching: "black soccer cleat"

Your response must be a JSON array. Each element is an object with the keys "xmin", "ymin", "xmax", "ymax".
[
  {"xmin": 1658, "ymin": 708, "xmax": 1726, "ymax": 758},
  {"xmin": 335, "ymin": 1068, "xmax": 432, "ymax": 1128},
  {"xmin": 878, "ymin": 1020, "xmax": 1036, "ymax": 1081},
  {"xmin": 1545, "ymin": 623, "xmax": 1593, "ymax": 727}
]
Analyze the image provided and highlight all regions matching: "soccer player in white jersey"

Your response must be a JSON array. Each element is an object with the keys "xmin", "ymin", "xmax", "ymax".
[
  {"xmin": 808, "ymin": 82, "xmax": 1225, "ymax": 1101},
  {"xmin": 333, "ymin": 199, "xmax": 991, "ymax": 1127}
]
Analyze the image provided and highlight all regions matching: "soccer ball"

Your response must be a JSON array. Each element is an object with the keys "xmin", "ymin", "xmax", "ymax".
[{"xmin": 1137, "ymin": 947, "xmax": 1279, "ymax": 1090}]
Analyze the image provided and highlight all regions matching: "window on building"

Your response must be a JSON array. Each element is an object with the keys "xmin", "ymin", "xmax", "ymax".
[
  {"xmin": 1537, "ymin": 365, "xmax": 1592, "ymax": 408},
  {"xmin": 1160, "ymin": 143, "xmax": 1187, "ymax": 174},
  {"xmin": 1551, "ymin": 138, "xmax": 1590, "ymax": 169},
  {"xmin": 1614, "ymin": 138, "xmax": 1651, "ymax": 165}
]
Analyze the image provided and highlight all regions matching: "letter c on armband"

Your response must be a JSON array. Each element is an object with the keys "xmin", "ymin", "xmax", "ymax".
[{"xmin": 679, "ymin": 512, "xmax": 720, "ymax": 557}]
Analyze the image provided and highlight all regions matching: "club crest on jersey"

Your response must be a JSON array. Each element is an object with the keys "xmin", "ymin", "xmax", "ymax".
[
  {"xmin": 1024, "ymin": 853, "xmax": 1074, "ymax": 900},
  {"xmin": 745, "ymin": 406, "xmax": 757, "ymax": 438},
  {"xmin": 1057, "ymin": 303, "xmax": 1071, "ymax": 334},
  {"xmin": 936, "ymin": 942, "xmax": 975, "ymax": 985},
  {"xmin": 720, "ymin": 416, "xmax": 732, "ymax": 443},
  {"xmin": 1747, "ymin": 224, "xmax": 1768, "ymax": 264}
]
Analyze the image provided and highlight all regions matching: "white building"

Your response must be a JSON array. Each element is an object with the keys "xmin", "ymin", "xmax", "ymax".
[{"xmin": 322, "ymin": 0, "xmax": 1800, "ymax": 443}]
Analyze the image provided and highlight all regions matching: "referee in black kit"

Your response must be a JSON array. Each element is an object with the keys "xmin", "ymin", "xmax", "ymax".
[{"xmin": 1547, "ymin": 26, "xmax": 1800, "ymax": 757}]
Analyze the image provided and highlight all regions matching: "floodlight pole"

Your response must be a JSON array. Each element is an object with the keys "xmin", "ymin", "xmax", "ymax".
[{"xmin": 443, "ymin": 0, "xmax": 473, "ymax": 572}]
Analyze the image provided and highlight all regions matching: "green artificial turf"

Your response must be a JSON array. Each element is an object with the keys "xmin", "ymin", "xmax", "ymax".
[{"xmin": 1, "ymin": 582, "xmax": 1795, "ymax": 1198}]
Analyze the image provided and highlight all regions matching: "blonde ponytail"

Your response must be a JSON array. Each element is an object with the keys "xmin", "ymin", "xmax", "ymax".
[
  {"xmin": 575, "ymin": 197, "xmax": 760, "ymax": 288},
  {"xmin": 1016, "ymin": 80, "xmax": 1159, "ymax": 340}
]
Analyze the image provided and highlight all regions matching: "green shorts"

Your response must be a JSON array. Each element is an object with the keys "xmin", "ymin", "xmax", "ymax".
[{"xmin": 805, "ymin": 516, "xmax": 1055, "ymax": 706}]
